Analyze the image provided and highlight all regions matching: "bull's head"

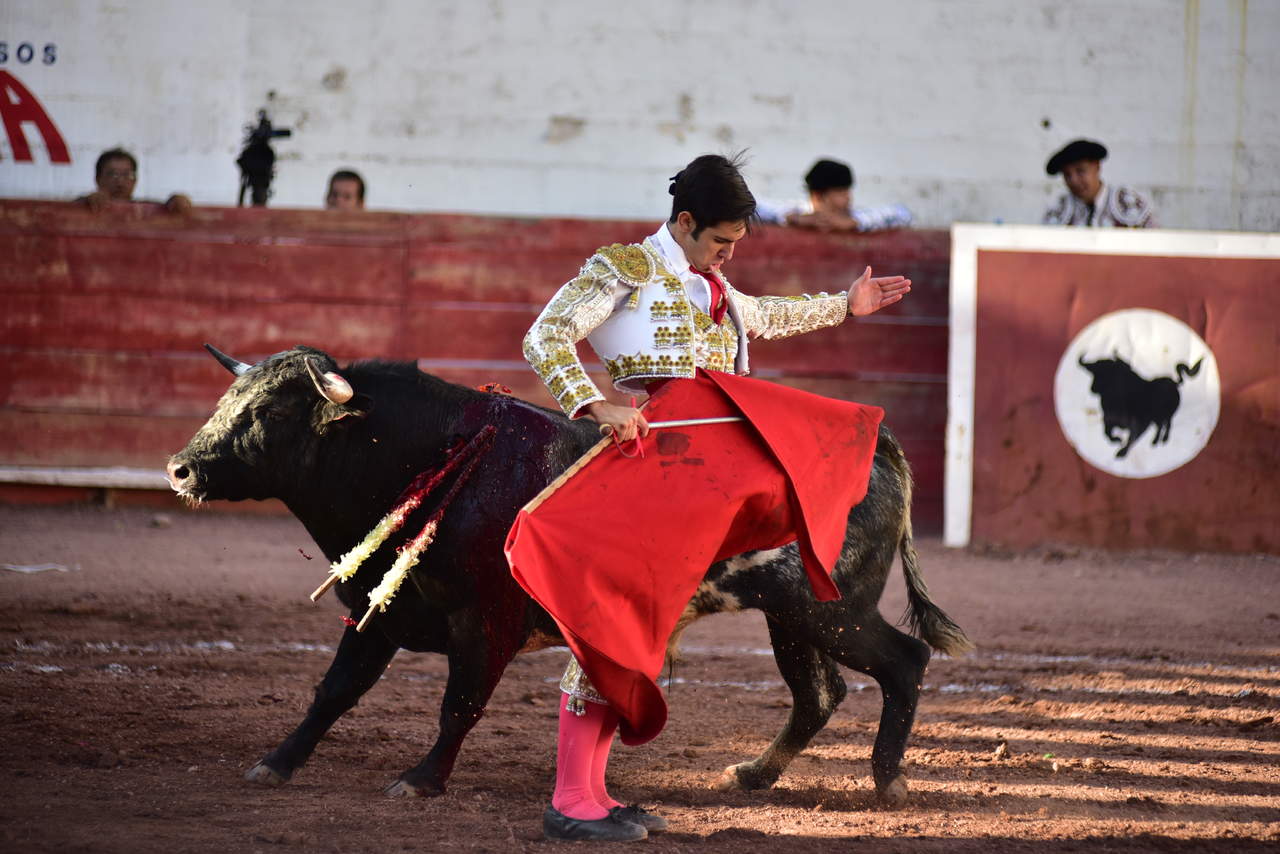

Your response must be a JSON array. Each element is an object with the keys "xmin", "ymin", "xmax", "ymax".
[
  {"xmin": 1078, "ymin": 352, "xmax": 1135, "ymax": 398},
  {"xmin": 166, "ymin": 344, "xmax": 370, "ymax": 503}
]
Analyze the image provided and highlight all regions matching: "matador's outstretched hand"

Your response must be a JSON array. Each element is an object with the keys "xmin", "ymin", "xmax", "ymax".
[{"xmin": 847, "ymin": 266, "xmax": 911, "ymax": 317}]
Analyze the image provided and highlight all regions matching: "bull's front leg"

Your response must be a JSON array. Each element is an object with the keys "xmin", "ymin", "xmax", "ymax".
[
  {"xmin": 246, "ymin": 624, "xmax": 399, "ymax": 786},
  {"xmin": 1103, "ymin": 418, "xmax": 1123, "ymax": 444},
  {"xmin": 386, "ymin": 614, "xmax": 515, "ymax": 798}
]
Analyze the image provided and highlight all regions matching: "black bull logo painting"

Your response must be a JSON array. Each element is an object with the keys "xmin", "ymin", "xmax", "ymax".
[{"xmin": 1077, "ymin": 354, "xmax": 1204, "ymax": 459}]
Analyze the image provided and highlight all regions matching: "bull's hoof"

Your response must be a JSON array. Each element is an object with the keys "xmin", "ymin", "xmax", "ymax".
[
  {"xmin": 713, "ymin": 766, "xmax": 744, "ymax": 792},
  {"xmin": 245, "ymin": 762, "xmax": 290, "ymax": 787},
  {"xmin": 385, "ymin": 778, "xmax": 446, "ymax": 799},
  {"xmin": 876, "ymin": 775, "xmax": 909, "ymax": 809},
  {"xmin": 714, "ymin": 762, "xmax": 775, "ymax": 792}
]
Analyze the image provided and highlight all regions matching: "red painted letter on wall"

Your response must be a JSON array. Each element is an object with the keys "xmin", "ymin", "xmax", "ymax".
[{"xmin": 0, "ymin": 70, "xmax": 71, "ymax": 163}]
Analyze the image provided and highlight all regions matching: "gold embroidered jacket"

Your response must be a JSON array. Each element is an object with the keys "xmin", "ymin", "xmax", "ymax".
[{"xmin": 524, "ymin": 236, "xmax": 849, "ymax": 417}]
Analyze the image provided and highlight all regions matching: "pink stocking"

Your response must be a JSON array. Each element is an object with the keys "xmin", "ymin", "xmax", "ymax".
[
  {"xmin": 551, "ymin": 695, "xmax": 611, "ymax": 819},
  {"xmin": 589, "ymin": 706, "xmax": 622, "ymax": 810}
]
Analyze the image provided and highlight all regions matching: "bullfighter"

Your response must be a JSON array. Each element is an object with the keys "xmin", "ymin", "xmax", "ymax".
[{"xmin": 511, "ymin": 153, "xmax": 911, "ymax": 842}]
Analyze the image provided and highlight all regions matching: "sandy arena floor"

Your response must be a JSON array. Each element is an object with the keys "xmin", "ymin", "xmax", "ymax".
[{"xmin": 0, "ymin": 503, "xmax": 1276, "ymax": 852}]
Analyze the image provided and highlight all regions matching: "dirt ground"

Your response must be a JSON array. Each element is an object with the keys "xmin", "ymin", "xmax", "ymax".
[{"xmin": 0, "ymin": 503, "xmax": 1276, "ymax": 853}]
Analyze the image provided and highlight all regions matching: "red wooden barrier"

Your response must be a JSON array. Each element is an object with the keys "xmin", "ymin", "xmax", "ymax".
[{"xmin": 0, "ymin": 200, "xmax": 949, "ymax": 529}]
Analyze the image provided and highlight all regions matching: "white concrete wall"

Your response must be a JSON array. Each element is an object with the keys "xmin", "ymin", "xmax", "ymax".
[{"xmin": 1, "ymin": 0, "xmax": 1276, "ymax": 231}]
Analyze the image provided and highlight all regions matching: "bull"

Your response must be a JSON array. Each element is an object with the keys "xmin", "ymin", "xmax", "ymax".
[
  {"xmin": 1078, "ymin": 354, "xmax": 1203, "ymax": 458},
  {"xmin": 167, "ymin": 344, "xmax": 971, "ymax": 806}
]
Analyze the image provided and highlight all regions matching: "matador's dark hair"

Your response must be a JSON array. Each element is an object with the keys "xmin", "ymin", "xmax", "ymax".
[{"xmin": 667, "ymin": 152, "xmax": 757, "ymax": 239}]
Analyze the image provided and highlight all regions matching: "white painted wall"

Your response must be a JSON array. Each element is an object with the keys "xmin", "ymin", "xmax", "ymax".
[{"xmin": 2, "ymin": 0, "xmax": 1276, "ymax": 230}]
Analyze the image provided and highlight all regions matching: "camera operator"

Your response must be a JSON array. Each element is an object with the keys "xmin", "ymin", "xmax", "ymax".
[{"xmin": 237, "ymin": 111, "xmax": 291, "ymax": 207}]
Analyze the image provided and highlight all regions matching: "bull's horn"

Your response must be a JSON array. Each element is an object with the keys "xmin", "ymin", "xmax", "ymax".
[
  {"xmin": 204, "ymin": 343, "xmax": 253, "ymax": 376},
  {"xmin": 305, "ymin": 356, "xmax": 354, "ymax": 404},
  {"xmin": 1078, "ymin": 353, "xmax": 1088, "ymax": 367}
]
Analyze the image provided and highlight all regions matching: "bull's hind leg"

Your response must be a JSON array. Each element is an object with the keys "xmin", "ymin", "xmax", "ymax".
[
  {"xmin": 716, "ymin": 616, "xmax": 847, "ymax": 792},
  {"xmin": 247, "ymin": 624, "xmax": 398, "ymax": 786},
  {"xmin": 826, "ymin": 614, "xmax": 930, "ymax": 807}
]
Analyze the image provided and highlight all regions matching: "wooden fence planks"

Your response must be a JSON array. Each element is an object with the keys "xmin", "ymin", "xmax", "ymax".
[{"xmin": 1, "ymin": 200, "xmax": 950, "ymax": 529}]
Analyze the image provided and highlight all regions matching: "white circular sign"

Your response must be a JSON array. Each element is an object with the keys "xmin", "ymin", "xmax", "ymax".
[{"xmin": 1054, "ymin": 309, "xmax": 1220, "ymax": 478}]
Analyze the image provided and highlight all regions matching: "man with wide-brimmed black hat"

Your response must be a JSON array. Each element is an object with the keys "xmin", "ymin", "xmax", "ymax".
[{"xmin": 1043, "ymin": 138, "xmax": 1156, "ymax": 227}]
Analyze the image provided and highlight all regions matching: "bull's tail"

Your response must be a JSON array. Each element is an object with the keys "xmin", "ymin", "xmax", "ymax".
[
  {"xmin": 1176, "ymin": 358, "xmax": 1203, "ymax": 384},
  {"xmin": 880, "ymin": 431, "xmax": 974, "ymax": 656},
  {"xmin": 899, "ymin": 522, "xmax": 974, "ymax": 655}
]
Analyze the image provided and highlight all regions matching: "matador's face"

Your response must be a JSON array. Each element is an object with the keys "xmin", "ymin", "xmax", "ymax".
[{"xmin": 673, "ymin": 213, "xmax": 748, "ymax": 275}]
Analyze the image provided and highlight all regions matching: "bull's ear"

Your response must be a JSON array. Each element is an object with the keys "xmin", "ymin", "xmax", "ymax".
[
  {"xmin": 314, "ymin": 391, "xmax": 372, "ymax": 432},
  {"xmin": 318, "ymin": 397, "xmax": 371, "ymax": 428}
]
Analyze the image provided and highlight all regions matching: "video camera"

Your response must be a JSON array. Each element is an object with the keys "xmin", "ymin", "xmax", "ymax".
[{"xmin": 236, "ymin": 110, "xmax": 292, "ymax": 207}]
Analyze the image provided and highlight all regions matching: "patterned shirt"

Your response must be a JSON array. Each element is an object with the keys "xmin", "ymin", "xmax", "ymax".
[{"xmin": 1043, "ymin": 183, "xmax": 1157, "ymax": 228}]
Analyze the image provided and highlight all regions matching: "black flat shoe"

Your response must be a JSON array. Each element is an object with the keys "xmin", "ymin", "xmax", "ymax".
[
  {"xmin": 543, "ymin": 805, "xmax": 647, "ymax": 842},
  {"xmin": 609, "ymin": 805, "xmax": 668, "ymax": 833}
]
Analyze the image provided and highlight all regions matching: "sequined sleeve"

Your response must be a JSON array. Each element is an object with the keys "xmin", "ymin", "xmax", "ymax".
[
  {"xmin": 1043, "ymin": 194, "xmax": 1073, "ymax": 225},
  {"xmin": 1109, "ymin": 186, "xmax": 1157, "ymax": 228},
  {"xmin": 523, "ymin": 260, "xmax": 624, "ymax": 418},
  {"xmin": 732, "ymin": 286, "xmax": 850, "ymax": 341}
]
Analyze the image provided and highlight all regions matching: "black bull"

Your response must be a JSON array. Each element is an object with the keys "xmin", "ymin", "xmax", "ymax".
[{"xmin": 167, "ymin": 345, "xmax": 972, "ymax": 806}]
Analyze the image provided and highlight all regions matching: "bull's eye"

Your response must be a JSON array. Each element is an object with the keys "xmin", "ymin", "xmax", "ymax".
[{"xmin": 253, "ymin": 404, "xmax": 296, "ymax": 423}]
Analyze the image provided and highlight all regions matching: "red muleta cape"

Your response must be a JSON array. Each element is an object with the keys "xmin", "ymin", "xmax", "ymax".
[{"xmin": 504, "ymin": 370, "xmax": 882, "ymax": 745}]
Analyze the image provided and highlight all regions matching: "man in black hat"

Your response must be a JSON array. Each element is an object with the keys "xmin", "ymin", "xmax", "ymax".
[
  {"xmin": 756, "ymin": 157, "xmax": 912, "ymax": 232},
  {"xmin": 1043, "ymin": 139, "xmax": 1156, "ymax": 227}
]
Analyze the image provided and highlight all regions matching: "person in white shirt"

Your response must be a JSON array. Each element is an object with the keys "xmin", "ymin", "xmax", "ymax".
[
  {"xmin": 1042, "ymin": 139, "xmax": 1157, "ymax": 228},
  {"xmin": 755, "ymin": 158, "xmax": 912, "ymax": 233}
]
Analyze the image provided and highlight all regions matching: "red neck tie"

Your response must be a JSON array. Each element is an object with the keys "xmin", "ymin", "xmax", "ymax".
[{"xmin": 689, "ymin": 265, "xmax": 728, "ymax": 325}]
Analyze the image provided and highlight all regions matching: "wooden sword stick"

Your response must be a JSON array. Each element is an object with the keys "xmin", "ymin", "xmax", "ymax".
[{"xmin": 636, "ymin": 416, "xmax": 743, "ymax": 429}]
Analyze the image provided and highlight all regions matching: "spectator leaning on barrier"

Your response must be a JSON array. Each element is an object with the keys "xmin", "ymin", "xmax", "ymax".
[
  {"xmin": 1043, "ymin": 139, "xmax": 1156, "ymax": 228},
  {"xmin": 755, "ymin": 158, "xmax": 913, "ymax": 233},
  {"xmin": 79, "ymin": 148, "xmax": 192, "ymax": 215},
  {"xmin": 325, "ymin": 169, "xmax": 365, "ymax": 210}
]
